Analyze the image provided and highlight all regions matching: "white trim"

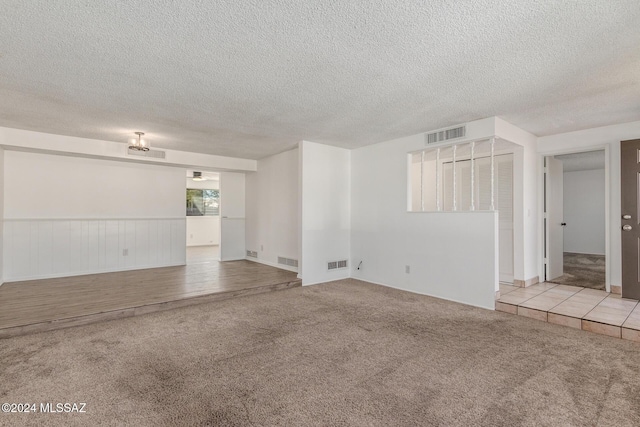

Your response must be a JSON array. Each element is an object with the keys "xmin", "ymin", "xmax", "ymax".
[
  {"xmin": 436, "ymin": 148, "xmax": 441, "ymax": 211},
  {"xmin": 3, "ymin": 262, "xmax": 186, "ymax": 283},
  {"xmin": 352, "ymin": 278, "xmax": 495, "ymax": 311},
  {"xmin": 490, "ymin": 137, "xmax": 495, "ymax": 211},
  {"xmin": 452, "ymin": 144, "xmax": 457, "ymax": 211},
  {"xmin": 470, "ymin": 141, "xmax": 475, "ymax": 211},
  {"xmin": 244, "ymin": 256, "xmax": 298, "ymax": 273},
  {"xmin": 3, "ymin": 217, "xmax": 185, "ymax": 221},
  {"xmin": 301, "ymin": 275, "xmax": 350, "ymax": 287},
  {"xmin": 420, "ymin": 150, "xmax": 425, "ymax": 211},
  {"xmin": 407, "ymin": 210, "xmax": 496, "ymax": 214}
]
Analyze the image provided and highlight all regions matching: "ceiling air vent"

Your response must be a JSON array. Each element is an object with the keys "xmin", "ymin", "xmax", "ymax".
[
  {"xmin": 127, "ymin": 148, "xmax": 166, "ymax": 159},
  {"xmin": 425, "ymin": 125, "xmax": 466, "ymax": 145}
]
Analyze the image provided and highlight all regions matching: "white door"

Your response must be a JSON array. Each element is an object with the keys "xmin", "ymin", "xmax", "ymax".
[{"xmin": 545, "ymin": 157, "xmax": 564, "ymax": 281}]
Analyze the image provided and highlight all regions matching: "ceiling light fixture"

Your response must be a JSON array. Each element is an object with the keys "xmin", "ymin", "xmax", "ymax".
[
  {"xmin": 192, "ymin": 171, "xmax": 205, "ymax": 181},
  {"xmin": 128, "ymin": 131, "xmax": 149, "ymax": 151}
]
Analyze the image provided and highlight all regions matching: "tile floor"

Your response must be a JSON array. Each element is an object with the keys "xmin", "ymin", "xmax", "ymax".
[{"xmin": 496, "ymin": 283, "xmax": 640, "ymax": 342}]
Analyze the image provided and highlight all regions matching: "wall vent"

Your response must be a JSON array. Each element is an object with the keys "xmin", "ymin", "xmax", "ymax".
[
  {"xmin": 246, "ymin": 250, "xmax": 258, "ymax": 258},
  {"xmin": 127, "ymin": 148, "xmax": 166, "ymax": 159},
  {"xmin": 278, "ymin": 256, "xmax": 298, "ymax": 268},
  {"xmin": 425, "ymin": 125, "xmax": 466, "ymax": 145},
  {"xmin": 327, "ymin": 260, "xmax": 348, "ymax": 270}
]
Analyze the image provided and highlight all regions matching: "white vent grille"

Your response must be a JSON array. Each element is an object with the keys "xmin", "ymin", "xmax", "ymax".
[
  {"xmin": 127, "ymin": 148, "xmax": 166, "ymax": 159},
  {"xmin": 425, "ymin": 126, "xmax": 466, "ymax": 145},
  {"xmin": 278, "ymin": 256, "xmax": 298, "ymax": 268},
  {"xmin": 327, "ymin": 260, "xmax": 348, "ymax": 270},
  {"xmin": 246, "ymin": 250, "xmax": 258, "ymax": 258}
]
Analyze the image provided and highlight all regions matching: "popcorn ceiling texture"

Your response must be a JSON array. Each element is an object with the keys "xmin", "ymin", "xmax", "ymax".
[{"xmin": 0, "ymin": 1, "xmax": 638, "ymax": 159}]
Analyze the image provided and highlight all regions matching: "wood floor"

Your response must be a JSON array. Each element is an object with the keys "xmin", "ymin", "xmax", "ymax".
[{"xmin": 0, "ymin": 246, "xmax": 300, "ymax": 337}]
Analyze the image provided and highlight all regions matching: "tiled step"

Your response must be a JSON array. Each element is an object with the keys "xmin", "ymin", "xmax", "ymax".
[{"xmin": 496, "ymin": 283, "xmax": 640, "ymax": 343}]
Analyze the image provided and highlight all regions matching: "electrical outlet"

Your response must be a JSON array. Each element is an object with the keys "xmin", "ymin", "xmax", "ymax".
[
  {"xmin": 405, "ymin": 265, "xmax": 410, "ymax": 274},
  {"xmin": 123, "ymin": 249, "xmax": 128, "ymax": 256},
  {"xmin": 190, "ymin": 234, "xmax": 193, "ymax": 238},
  {"xmin": 261, "ymin": 245, "xmax": 264, "ymax": 251}
]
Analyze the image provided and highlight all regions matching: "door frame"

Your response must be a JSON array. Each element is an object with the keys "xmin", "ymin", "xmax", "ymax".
[
  {"xmin": 537, "ymin": 145, "xmax": 610, "ymax": 291},
  {"xmin": 544, "ymin": 156, "xmax": 565, "ymax": 281}
]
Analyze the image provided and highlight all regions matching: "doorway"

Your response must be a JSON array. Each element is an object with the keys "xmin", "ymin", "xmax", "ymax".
[
  {"xmin": 185, "ymin": 170, "xmax": 221, "ymax": 259},
  {"xmin": 544, "ymin": 150, "xmax": 606, "ymax": 290}
]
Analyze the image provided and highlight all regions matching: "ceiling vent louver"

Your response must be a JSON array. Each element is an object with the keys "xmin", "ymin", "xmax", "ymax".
[{"xmin": 425, "ymin": 125, "xmax": 466, "ymax": 145}]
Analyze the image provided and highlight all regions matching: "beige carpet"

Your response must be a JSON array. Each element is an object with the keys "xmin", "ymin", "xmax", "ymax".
[
  {"xmin": 549, "ymin": 252, "xmax": 606, "ymax": 290},
  {"xmin": 1, "ymin": 279, "xmax": 639, "ymax": 426}
]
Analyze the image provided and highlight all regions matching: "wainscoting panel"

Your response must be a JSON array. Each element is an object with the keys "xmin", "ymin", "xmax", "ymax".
[{"xmin": 3, "ymin": 218, "xmax": 187, "ymax": 281}]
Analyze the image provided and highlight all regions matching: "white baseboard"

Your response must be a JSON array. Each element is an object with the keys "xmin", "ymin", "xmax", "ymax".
[
  {"xmin": 4, "ymin": 262, "xmax": 186, "ymax": 283},
  {"xmin": 350, "ymin": 276, "xmax": 495, "ymax": 311},
  {"xmin": 244, "ymin": 257, "xmax": 298, "ymax": 273},
  {"xmin": 301, "ymin": 276, "xmax": 350, "ymax": 286}
]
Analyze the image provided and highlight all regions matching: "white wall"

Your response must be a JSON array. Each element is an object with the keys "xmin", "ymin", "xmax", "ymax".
[
  {"xmin": 0, "ymin": 126, "xmax": 257, "ymax": 173},
  {"xmin": 186, "ymin": 217, "xmax": 220, "ymax": 246},
  {"xmin": 3, "ymin": 151, "xmax": 186, "ymax": 280},
  {"xmin": 219, "ymin": 172, "xmax": 246, "ymax": 261},
  {"xmin": 563, "ymin": 169, "xmax": 605, "ymax": 255},
  {"xmin": 186, "ymin": 178, "xmax": 220, "ymax": 246},
  {"xmin": 495, "ymin": 117, "xmax": 539, "ymax": 284},
  {"xmin": 245, "ymin": 148, "xmax": 299, "ymax": 271},
  {"xmin": 4, "ymin": 218, "xmax": 186, "ymax": 281},
  {"xmin": 300, "ymin": 141, "xmax": 351, "ymax": 285},
  {"xmin": 0, "ymin": 148, "xmax": 4, "ymax": 284},
  {"xmin": 537, "ymin": 120, "xmax": 640, "ymax": 289},
  {"xmin": 350, "ymin": 134, "xmax": 498, "ymax": 309},
  {"xmin": 5, "ymin": 151, "xmax": 185, "ymax": 219},
  {"xmin": 187, "ymin": 178, "xmax": 219, "ymax": 190}
]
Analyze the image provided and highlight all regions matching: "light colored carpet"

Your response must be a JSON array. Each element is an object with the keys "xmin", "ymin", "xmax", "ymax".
[
  {"xmin": 549, "ymin": 252, "xmax": 606, "ymax": 290},
  {"xmin": 1, "ymin": 279, "xmax": 639, "ymax": 426}
]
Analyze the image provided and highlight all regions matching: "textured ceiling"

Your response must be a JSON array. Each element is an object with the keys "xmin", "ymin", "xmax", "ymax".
[{"xmin": 0, "ymin": 1, "xmax": 638, "ymax": 160}]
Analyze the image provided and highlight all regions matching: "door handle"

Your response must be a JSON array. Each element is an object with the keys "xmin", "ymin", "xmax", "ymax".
[
  {"xmin": 623, "ymin": 225, "xmax": 633, "ymax": 231},
  {"xmin": 561, "ymin": 222, "xmax": 567, "ymax": 226},
  {"xmin": 623, "ymin": 214, "xmax": 632, "ymax": 220}
]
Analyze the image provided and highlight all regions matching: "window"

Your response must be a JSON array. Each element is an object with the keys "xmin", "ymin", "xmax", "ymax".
[
  {"xmin": 186, "ymin": 189, "xmax": 219, "ymax": 216},
  {"xmin": 409, "ymin": 139, "xmax": 512, "ymax": 213}
]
